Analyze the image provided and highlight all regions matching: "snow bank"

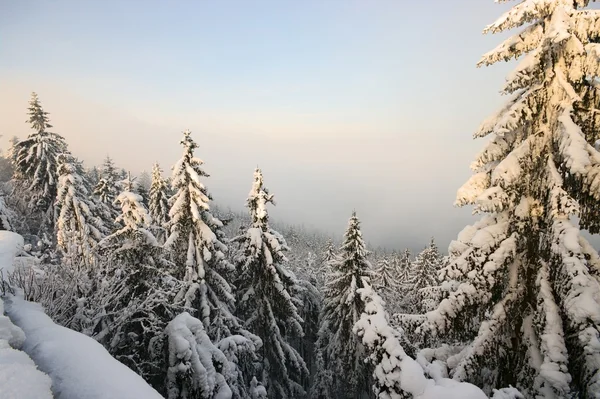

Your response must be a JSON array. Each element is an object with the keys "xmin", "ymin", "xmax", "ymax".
[
  {"xmin": 4, "ymin": 296, "xmax": 164, "ymax": 399},
  {"xmin": 1, "ymin": 299, "xmax": 53, "ymax": 399},
  {"xmin": 0, "ymin": 342, "xmax": 53, "ymax": 399},
  {"xmin": 0, "ymin": 231, "xmax": 53, "ymax": 399}
]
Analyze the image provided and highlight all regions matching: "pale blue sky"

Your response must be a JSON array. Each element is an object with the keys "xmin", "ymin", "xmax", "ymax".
[{"xmin": 0, "ymin": 0, "xmax": 569, "ymax": 252}]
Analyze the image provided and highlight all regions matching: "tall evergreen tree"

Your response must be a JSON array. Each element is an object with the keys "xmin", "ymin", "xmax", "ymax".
[
  {"xmin": 93, "ymin": 156, "xmax": 121, "ymax": 228},
  {"xmin": 311, "ymin": 212, "xmax": 373, "ymax": 399},
  {"xmin": 137, "ymin": 170, "xmax": 152, "ymax": 206},
  {"xmin": 10, "ymin": 92, "xmax": 69, "ymax": 229},
  {"xmin": 418, "ymin": 2, "xmax": 600, "ymax": 396},
  {"xmin": 232, "ymin": 168, "xmax": 308, "ymax": 398},
  {"xmin": 55, "ymin": 154, "xmax": 105, "ymax": 267},
  {"xmin": 148, "ymin": 162, "xmax": 170, "ymax": 231},
  {"xmin": 396, "ymin": 249, "xmax": 411, "ymax": 286},
  {"xmin": 315, "ymin": 239, "xmax": 337, "ymax": 288},
  {"xmin": 373, "ymin": 256, "xmax": 398, "ymax": 292},
  {"xmin": 91, "ymin": 184, "xmax": 179, "ymax": 389},
  {"xmin": 407, "ymin": 239, "xmax": 443, "ymax": 313},
  {"xmin": 164, "ymin": 129, "xmax": 239, "ymax": 341}
]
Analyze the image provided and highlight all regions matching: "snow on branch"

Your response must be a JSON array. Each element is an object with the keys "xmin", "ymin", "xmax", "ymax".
[
  {"xmin": 353, "ymin": 282, "xmax": 493, "ymax": 399},
  {"xmin": 483, "ymin": 0, "xmax": 556, "ymax": 35},
  {"xmin": 165, "ymin": 312, "xmax": 232, "ymax": 399},
  {"xmin": 478, "ymin": 22, "xmax": 544, "ymax": 66}
]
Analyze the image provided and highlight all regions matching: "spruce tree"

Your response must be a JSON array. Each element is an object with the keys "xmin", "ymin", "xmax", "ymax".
[
  {"xmin": 165, "ymin": 129, "xmax": 238, "ymax": 340},
  {"xmin": 91, "ymin": 184, "xmax": 179, "ymax": 388},
  {"xmin": 232, "ymin": 168, "xmax": 308, "ymax": 398},
  {"xmin": 396, "ymin": 249, "xmax": 411, "ymax": 286},
  {"xmin": 55, "ymin": 154, "xmax": 105, "ymax": 267},
  {"xmin": 418, "ymin": 2, "xmax": 600, "ymax": 396},
  {"xmin": 408, "ymin": 239, "xmax": 443, "ymax": 313},
  {"xmin": 315, "ymin": 239, "xmax": 337, "ymax": 288},
  {"xmin": 148, "ymin": 162, "xmax": 170, "ymax": 231},
  {"xmin": 93, "ymin": 156, "xmax": 121, "ymax": 228},
  {"xmin": 10, "ymin": 92, "xmax": 69, "ymax": 228},
  {"xmin": 311, "ymin": 212, "xmax": 373, "ymax": 399},
  {"xmin": 373, "ymin": 256, "xmax": 398, "ymax": 292},
  {"xmin": 136, "ymin": 170, "xmax": 151, "ymax": 206}
]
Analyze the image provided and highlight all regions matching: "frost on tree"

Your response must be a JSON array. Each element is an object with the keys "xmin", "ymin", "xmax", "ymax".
[
  {"xmin": 165, "ymin": 130, "xmax": 239, "ymax": 341},
  {"xmin": 10, "ymin": 92, "xmax": 68, "ymax": 228},
  {"xmin": 55, "ymin": 154, "xmax": 105, "ymax": 267},
  {"xmin": 311, "ymin": 212, "xmax": 374, "ymax": 399},
  {"xmin": 418, "ymin": 1, "xmax": 600, "ymax": 397},
  {"xmin": 232, "ymin": 168, "xmax": 308, "ymax": 398},
  {"xmin": 149, "ymin": 162, "xmax": 171, "ymax": 240}
]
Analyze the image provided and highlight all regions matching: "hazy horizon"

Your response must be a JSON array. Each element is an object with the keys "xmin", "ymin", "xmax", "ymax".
[{"xmin": 2, "ymin": 0, "xmax": 598, "ymax": 252}]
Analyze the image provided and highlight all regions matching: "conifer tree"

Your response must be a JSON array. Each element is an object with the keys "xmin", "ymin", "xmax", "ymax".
[
  {"xmin": 396, "ymin": 249, "xmax": 412, "ymax": 286},
  {"xmin": 165, "ymin": 129, "xmax": 238, "ymax": 340},
  {"xmin": 148, "ymin": 162, "xmax": 170, "ymax": 231},
  {"xmin": 93, "ymin": 156, "xmax": 121, "ymax": 228},
  {"xmin": 10, "ymin": 92, "xmax": 69, "ymax": 229},
  {"xmin": 418, "ymin": 2, "xmax": 600, "ymax": 396},
  {"xmin": 91, "ymin": 184, "xmax": 179, "ymax": 388},
  {"xmin": 311, "ymin": 212, "xmax": 373, "ymax": 399},
  {"xmin": 137, "ymin": 170, "xmax": 151, "ymax": 206},
  {"xmin": 232, "ymin": 168, "xmax": 308, "ymax": 398},
  {"xmin": 55, "ymin": 154, "xmax": 105, "ymax": 267},
  {"xmin": 315, "ymin": 239, "xmax": 337, "ymax": 288},
  {"xmin": 408, "ymin": 239, "xmax": 443, "ymax": 313},
  {"xmin": 373, "ymin": 256, "xmax": 398, "ymax": 292}
]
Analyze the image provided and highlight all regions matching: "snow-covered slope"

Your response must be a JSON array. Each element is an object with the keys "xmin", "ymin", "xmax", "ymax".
[
  {"xmin": 5, "ymin": 297, "xmax": 164, "ymax": 399},
  {"xmin": 0, "ymin": 231, "xmax": 163, "ymax": 399}
]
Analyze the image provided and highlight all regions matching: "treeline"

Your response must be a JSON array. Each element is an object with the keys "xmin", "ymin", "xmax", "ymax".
[{"xmin": 0, "ymin": 93, "xmax": 449, "ymax": 399}]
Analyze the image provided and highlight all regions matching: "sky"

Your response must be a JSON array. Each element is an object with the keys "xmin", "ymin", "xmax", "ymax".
[{"xmin": 2, "ymin": 0, "xmax": 593, "ymax": 252}]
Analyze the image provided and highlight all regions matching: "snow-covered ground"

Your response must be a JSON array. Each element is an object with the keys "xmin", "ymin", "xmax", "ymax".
[
  {"xmin": 0, "ymin": 231, "xmax": 164, "ymax": 399},
  {"xmin": 0, "ymin": 231, "xmax": 53, "ymax": 399},
  {"xmin": 4, "ymin": 297, "xmax": 164, "ymax": 399}
]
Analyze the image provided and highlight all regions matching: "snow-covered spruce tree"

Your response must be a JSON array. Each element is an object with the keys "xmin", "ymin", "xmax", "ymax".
[
  {"xmin": 396, "ymin": 249, "xmax": 412, "ymax": 286},
  {"xmin": 314, "ymin": 239, "xmax": 337, "ymax": 288},
  {"xmin": 149, "ymin": 162, "xmax": 170, "ymax": 241},
  {"xmin": 10, "ymin": 92, "xmax": 69, "ymax": 230},
  {"xmin": 407, "ymin": 239, "xmax": 443, "ymax": 313},
  {"xmin": 232, "ymin": 168, "xmax": 308, "ymax": 398},
  {"xmin": 373, "ymin": 255, "xmax": 398, "ymax": 292},
  {"xmin": 165, "ymin": 129, "xmax": 256, "ymax": 345},
  {"xmin": 352, "ymin": 282, "xmax": 513, "ymax": 399},
  {"xmin": 311, "ymin": 212, "xmax": 374, "ymax": 399},
  {"xmin": 55, "ymin": 154, "xmax": 106, "ymax": 267},
  {"xmin": 418, "ymin": 2, "xmax": 600, "ymax": 397},
  {"xmin": 137, "ymin": 170, "xmax": 151, "ymax": 206},
  {"xmin": 93, "ymin": 156, "xmax": 121, "ymax": 232},
  {"xmin": 90, "ymin": 185, "xmax": 181, "ymax": 389},
  {"xmin": 165, "ymin": 312, "xmax": 233, "ymax": 399}
]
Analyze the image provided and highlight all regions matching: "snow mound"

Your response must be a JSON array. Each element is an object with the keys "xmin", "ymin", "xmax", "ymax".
[
  {"xmin": 4, "ymin": 296, "xmax": 164, "ymax": 399},
  {"xmin": 0, "ymin": 345, "xmax": 53, "ymax": 399},
  {"xmin": 0, "ymin": 231, "xmax": 24, "ymax": 276}
]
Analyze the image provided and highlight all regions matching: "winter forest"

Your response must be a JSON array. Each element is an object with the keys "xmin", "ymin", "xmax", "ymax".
[{"xmin": 1, "ymin": 1, "xmax": 600, "ymax": 398}]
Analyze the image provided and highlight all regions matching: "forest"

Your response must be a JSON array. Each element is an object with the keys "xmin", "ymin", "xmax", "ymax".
[{"xmin": 1, "ymin": 1, "xmax": 600, "ymax": 399}]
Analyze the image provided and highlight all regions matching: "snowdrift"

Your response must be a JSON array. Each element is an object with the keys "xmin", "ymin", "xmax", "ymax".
[{"xmin": 0, "ymin": 231, "xmax": 53, "ymax": 399}]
